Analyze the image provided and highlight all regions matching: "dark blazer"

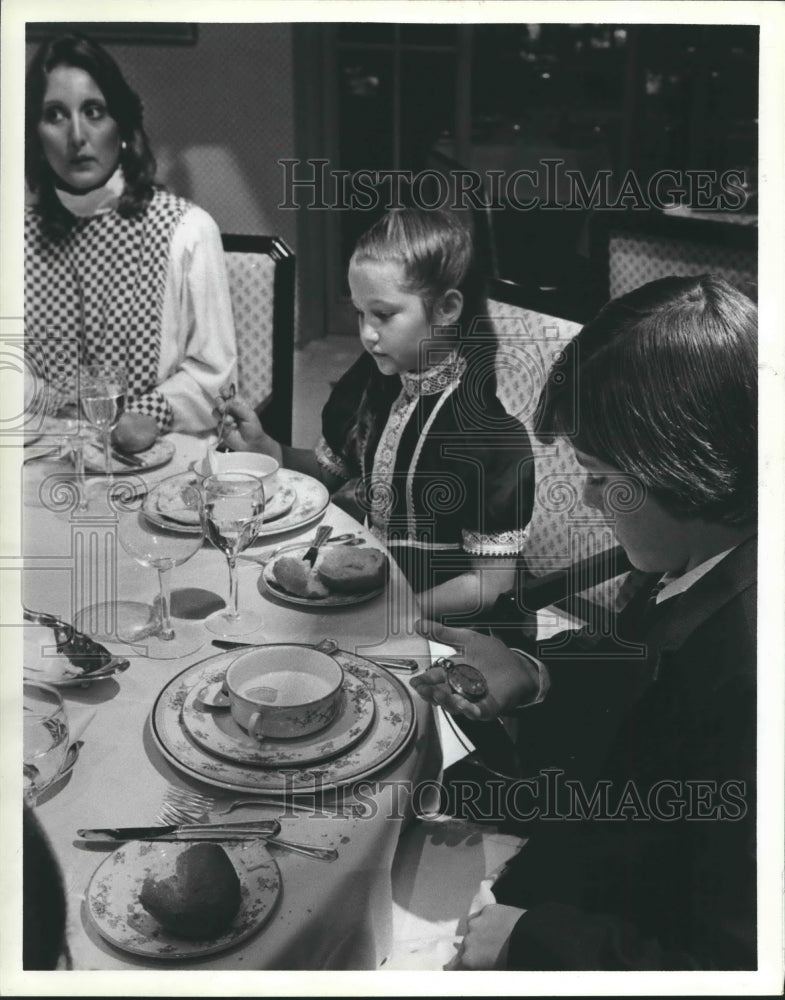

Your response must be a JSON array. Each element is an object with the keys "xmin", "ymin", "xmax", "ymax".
[{"xmin": 492, "ymin": 535, "xmax": 757, "ymax": 970}]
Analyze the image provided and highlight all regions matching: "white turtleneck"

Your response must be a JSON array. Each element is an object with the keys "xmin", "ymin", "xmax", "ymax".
[{"xmin": 54, "ymin": 165, "xmax": 125, "ymax": 218}]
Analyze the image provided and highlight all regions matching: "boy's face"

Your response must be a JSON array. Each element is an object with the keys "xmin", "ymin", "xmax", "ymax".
[
  {"xmin": 348, "ymin": 259, "xmax": 432, "ymax": 376},
  {"xmin": 574, "ymin": 449, "xmax": 696, "ymax": 574}
]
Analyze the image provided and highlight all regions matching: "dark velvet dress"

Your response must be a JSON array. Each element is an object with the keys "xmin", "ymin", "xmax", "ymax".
[{"xmin": 316, "ymin": 350, "xmax": 534, "ymax": 595}]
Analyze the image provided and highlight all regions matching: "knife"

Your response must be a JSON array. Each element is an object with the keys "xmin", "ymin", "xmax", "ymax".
[
  {"xmin": 209, "ymin": 639, "xmax": 420, "ymax": 672},
  {"xmin": 302, "ymin": 524, "xmax": 332, "ymax": 566},
  {"xmin": 77, "ymin": 820, "xmax": 280, "ymax": 842},
  {"xmin": 110, "ymin": 447, "xmax": 145, "ymax": 468}
]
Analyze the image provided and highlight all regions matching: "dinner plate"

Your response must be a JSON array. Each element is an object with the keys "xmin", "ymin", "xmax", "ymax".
[
  {"xmin": 22, "ymin": 625, "xmax": 129, "ymax": 688},
  {"xmin": 181, "ymin": 660, "xmax": 376, "ymax": 767},
  {"xmin": 82, "ymin": 437, "xmax": 176, "ymax": 475},
  {"xmin": 85, "ymin": 840, "xmax": 281, "ymax": 960},
  {"xmin": 144, "ymin": 472, "xmax": 299, "ymax": 534},
  {"xmin": 151, "ymin": 648, "xmax": 416, "ymax": 795},
  {"xmin": 249, "ymin": 469, "xmax": 330, "ymax": 540},
  {"xmin": 262, "ymin": 546, "xmax": 387, "ymax": 608}
]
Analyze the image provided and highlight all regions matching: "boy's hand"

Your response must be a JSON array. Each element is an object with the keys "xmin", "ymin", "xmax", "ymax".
[{"xmin": 411, "ymin": 619, "xmax": 539, "ymax": 720}]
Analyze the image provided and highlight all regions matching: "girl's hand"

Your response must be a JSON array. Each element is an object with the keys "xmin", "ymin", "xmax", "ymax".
[
  {"xmin": 445, "ymin": 904, "xmax": 524, "ymax": 970},
  {"xmin": 111, "ymin": 412, "xmax": 158, "ymax": 453},
  {"xmin": 412, "ymin": 619, "xmax": 539, "ymax": 720},
  {"xmin": 213, "ymin": 384, "xmax": 281, "ymax": 460}
]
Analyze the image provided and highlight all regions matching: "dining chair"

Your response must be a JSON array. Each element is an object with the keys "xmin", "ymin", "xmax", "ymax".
[
  {"xmin": 486, "ymin": 284, "xmax": 636, "ymax": 630},
  {"xmin": 222, "ymin": 234, "xmax": 296, "ymax": 445},
  {"xmin": 605, "ymin": 212, "xmax": 757, "ymax": 300}
]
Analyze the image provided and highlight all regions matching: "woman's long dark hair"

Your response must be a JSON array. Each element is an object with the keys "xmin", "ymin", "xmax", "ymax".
[
  {"xmin": 25, "ymin": 32, "xmax": 157, "ymax": 239},
  {"xmin": 535, "ymin": 274, "xmax": 758, "ymax": 527}
]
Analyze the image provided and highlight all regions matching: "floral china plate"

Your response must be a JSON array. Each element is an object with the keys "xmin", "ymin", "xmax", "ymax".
[
  {"xmin": 181, "ymin": 660, "xmax": 376, "ymax": 767},
  {"xmin": 85, "ymin": 840, "xmax": 281, "ymax": 959},
  {"xmin": 145, "ymin": 472, "xmax": 298, "ymax": 534},
  {"xmin": 151, "ymin": 648, "xmax": 416, "ymax": 795}
]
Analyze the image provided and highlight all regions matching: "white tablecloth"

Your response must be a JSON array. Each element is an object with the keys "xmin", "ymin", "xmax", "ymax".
[{"xmin": 14, "ymin": 434, "xmax": 442, "ymax": 972}]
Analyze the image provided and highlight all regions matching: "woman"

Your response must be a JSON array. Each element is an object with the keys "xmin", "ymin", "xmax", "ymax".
[
  {"xmin": 25, "ymin": 32, "xmax": 237, "ymax": 448},
  {"xmin": 412, "ymin": 274, "xmax": 757, "ymax": 970}
]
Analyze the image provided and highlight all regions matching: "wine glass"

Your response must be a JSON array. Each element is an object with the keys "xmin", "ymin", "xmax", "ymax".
[
  {"xmin": 80, "ymin": 364, "xmax": 127, "ymax": 484},
  {"xmin": 81, "ymin": 479, "xmax": 207, "ymax": 659},
  {"xmin": 201, "ymin": 473, "xmax": 266, "ymax": 637},
  {"xmin": 24, "ymin": 682, "xmax": 69, "ymax": 807},
  {"xmin": 52, "ymin": 399, "xmax": 88, "ymax": 512}
]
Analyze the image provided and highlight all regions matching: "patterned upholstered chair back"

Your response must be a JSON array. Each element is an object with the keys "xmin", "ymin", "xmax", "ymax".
[
  {"xmin": 490, "ymin": 298, "xmax": 630, "ymax": 609},
  {"xmin": 609, "ymin": 230, "xmax": 757, "ymax": 299},
  {"xmin": 222, "ymin": 235, "xmax": 296, "ymax": 444}
]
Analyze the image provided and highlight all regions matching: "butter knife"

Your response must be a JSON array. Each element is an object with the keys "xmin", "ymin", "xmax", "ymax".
[
  {"xmin": 77, "ymin": 822, "xmax": 338, "ymax": 861},
  {"xmin": 302, "ymin": 524, "xmax": 332, "ymax": 566},
  {"xmin": 110, "ymin": 447, "xmax": 145, "ymax": 468},
  {"xmin": 77, "ymin": 820, "xmax": 280, "ymax": 842},
  {"xmin": 209, "ymin": 639, "xmax": 419, "ymax": 671}
]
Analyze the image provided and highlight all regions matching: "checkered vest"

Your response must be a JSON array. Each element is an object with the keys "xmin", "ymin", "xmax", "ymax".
[{"xmin": 25, "ymin": 189, "xmax": 191, "ymax": 430}]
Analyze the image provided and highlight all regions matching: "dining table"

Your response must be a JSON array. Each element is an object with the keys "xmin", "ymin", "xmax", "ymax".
[{"xmin": 15, "ymin": 430, "xmax": 449, "ymax": 972}]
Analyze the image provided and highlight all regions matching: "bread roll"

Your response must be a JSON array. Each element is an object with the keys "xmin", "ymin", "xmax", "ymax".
[
  {"xmin": 139, "ymin": 843, "xmax": 242, "ymax": 940},
  {"xmin": 272, "ymin": 556, "xmax": 330, "ymax": 598},
  {"xmin": 316, "ymin": 547, "xmax": 388, "ymax": 594}
]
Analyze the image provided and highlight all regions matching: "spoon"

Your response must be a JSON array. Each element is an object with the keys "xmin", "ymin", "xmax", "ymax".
[{"xmin": 216, "ymin": 382, "xmax": 236, "ymax": 446}]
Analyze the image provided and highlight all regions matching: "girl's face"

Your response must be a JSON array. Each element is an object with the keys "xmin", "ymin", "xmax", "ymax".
[
  {"xmin": 574, "ymin": 449, "xmax": 695, "ymax": 574},
  {"xmin": 37, "ymin": 64, "xmax": 121, "ymax": 192},
  {"xmin": 348, "ymin": 258, "xmax": 441, "ymax": 375}
]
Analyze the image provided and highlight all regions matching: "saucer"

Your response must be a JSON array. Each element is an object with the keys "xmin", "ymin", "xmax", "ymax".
[{"xmin": 181, "ymin": 662, "xmax": 375, "ymax": 767}]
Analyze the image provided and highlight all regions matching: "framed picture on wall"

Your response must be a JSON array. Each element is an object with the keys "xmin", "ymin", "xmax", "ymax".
[{"xmin": 26, "ymin": 22, "xmax": 198, "ymax": 45}]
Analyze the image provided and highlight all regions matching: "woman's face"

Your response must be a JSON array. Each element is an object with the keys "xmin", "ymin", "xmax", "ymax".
[
  {"xmin": 574, "ymin": 449, "xmax": 695, "ymax": 574},
  {"xmin": 37, "ymin": 64, "xmax": 121, "ymax": 192}
]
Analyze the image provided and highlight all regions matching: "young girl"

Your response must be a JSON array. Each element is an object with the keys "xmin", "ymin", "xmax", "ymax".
[
  {"xmin": 217, "ymin": 208, "xmax": 534, "ymax": 619},
  {"xmin": 412, "ymin": 274, "xmax": 757, "ymax": 970}
]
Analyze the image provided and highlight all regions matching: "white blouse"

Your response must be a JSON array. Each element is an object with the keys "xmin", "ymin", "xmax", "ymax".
[{"xmin": 156, "ymin": 204, "xmax": 238, "ymax": 432}]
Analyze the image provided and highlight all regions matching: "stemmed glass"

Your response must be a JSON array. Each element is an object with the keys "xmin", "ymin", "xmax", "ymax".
[
  {"xmin": 201, "ymin": 473, "xmax": 266, "ymax": 637},
  {"xmin": 23, "ymin": 682, "xmax": 69, "ymax": 807},
  {"xmin": 52, "ymin": 400, "xmax": 88, "ymax": 512},
  {"xmin": 82, "ymin": 480, "xmax": 207, "ymax": 659},
  {"xmin": 80, "ymin": 364, "xmax": 127, "ymax": 484}
]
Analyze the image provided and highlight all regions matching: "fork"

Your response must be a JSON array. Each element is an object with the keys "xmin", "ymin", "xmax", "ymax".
[
  {"xmin": 240, "ymin": 534, "xmax": 365, "ymax": 568},
  {"xmin": 158, "ymin": 786, "xmax": 364, "ymax": 824}
]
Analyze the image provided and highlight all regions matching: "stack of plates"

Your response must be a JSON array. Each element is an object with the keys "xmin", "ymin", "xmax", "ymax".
[
  {"xmin": 151, "ymin": 646, "xmax": 416, "ymax": 795},
  {"xmin": 145, "ymin": 469, "xmax": 329, "ymax": 540}
]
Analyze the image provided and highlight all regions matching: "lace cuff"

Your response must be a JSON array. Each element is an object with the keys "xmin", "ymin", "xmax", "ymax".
[
  {"xmin": 462, "ymin": 526, "xmax": 529, "ymax": 557},
  {"xmin": 315, "ymin": 435, "xmax": 351, "ymax": 480}
]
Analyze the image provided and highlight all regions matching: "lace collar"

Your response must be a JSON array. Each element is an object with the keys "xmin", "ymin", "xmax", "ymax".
[
  {"xmin": 399, "ymin": 351, "xmax": 467, "ymax": 398},
  {"xmin": 54, "ymin": 166, "xmax": 125, "ymax": 218}
]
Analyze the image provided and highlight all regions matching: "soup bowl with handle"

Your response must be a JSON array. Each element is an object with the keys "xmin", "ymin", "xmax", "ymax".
[{"xmin": 224, "ymin": 643, "xmax": 344, "ymax": 741}]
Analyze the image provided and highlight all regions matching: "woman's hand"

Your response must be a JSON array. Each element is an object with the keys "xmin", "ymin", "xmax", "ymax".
[
  {"xmin": 111, "ymin": 412, "xmax": 158, "ymax": 453},
  {"xmin": 446, "ymin": 904, "xmax": 524, "ymax": 970},
  {"xmin": 213, "ymin": 383, "xmax": 282, "ymax": 461},
  {"xmin": 412, "ymin": 619, "xmax": 540, "ymax": 720}
]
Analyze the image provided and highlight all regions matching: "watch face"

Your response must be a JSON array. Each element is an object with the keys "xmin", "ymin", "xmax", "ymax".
[{"xmin": 446, "ymin": 662, "xmax": 488, "ymax": 703}]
